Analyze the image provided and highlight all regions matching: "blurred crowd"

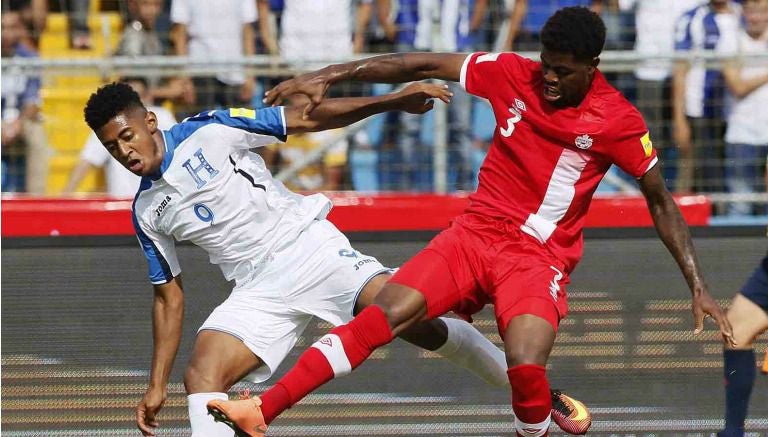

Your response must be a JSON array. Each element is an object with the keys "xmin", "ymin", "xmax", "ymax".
[{"xmin": 1, "ymin": 0, "xmax": 766, "ymax": 216}]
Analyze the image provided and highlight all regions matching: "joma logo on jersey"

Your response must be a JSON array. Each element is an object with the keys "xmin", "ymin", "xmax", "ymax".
[
  {"xmin": 154, "ymin": 195, "xmax": 172, "ymax": 217},
  {"xmin": 353, "ymin": 258, "xmax": 376, "ymax": 271}
]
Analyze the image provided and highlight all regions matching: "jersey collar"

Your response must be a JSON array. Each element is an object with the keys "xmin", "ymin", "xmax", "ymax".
[{"xmin": 149, "ymin": 129, "xmax": 175, "ymax": 181}]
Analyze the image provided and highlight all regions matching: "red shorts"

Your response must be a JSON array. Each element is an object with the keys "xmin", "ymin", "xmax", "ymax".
[{"xmin": 390, "ymin": 213, "xmax": 570, "ymax": 337}]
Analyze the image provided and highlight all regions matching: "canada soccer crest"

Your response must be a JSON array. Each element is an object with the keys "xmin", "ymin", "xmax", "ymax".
[{"xmin": 574, "ymin": 134, "xmax": 593, "ymax": 150}]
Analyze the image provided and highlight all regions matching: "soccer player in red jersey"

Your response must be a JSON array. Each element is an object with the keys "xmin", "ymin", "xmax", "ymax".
[{"xmin": 209, "ymin": 7, "xmax": 735, "ymax": 436}]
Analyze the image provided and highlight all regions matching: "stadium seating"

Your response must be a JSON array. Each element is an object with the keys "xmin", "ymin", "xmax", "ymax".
[{"xmin": 39, "ymin": 11, "xmax": 122, "ymax": 193}]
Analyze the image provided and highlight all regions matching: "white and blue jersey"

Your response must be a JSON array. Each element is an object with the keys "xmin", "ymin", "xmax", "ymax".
[
  {"xmin": 674, "ymin": 3, "xmax": 741, "ymax": 118},
  {"xmin": 132, "ymin": 107, "xmax": 333, "ymax": 286}
]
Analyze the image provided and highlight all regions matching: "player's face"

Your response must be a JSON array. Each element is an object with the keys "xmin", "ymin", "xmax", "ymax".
[
  {"xmin": 96, "ymin": 108, "xmax": 163, "ymax": 176},
  {"xmin": 540, "ymin": 49, "xmax": 598, "ymax": 108}
]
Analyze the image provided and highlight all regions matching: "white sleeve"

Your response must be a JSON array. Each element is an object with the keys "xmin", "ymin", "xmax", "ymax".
[
  {"xmin": 134, "ymin": 213, "xmax": 182, "ymax": 284},
  {"xmin": 170, "ymin": 0, "xmax": 190, "ymax": 24},
  {"xmin": 80, "ymin": 131, "xmax": 111, "ymax": 167},
  {"xmin": 242, "ymin": 0, "xmax": 257, "ymax": 23},
  {"xmin": 716, "ymin": 30, "xmax": 740, "ymax": 56}
]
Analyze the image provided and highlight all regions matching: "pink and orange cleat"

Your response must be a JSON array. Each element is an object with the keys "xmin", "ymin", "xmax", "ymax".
[
  {"xmin": 551, "ymin": 389, "xmax": 592, "ymax": 435},
  {"xmin": 207, "ymin": 395, "xmax": 267, "ymax": 437}
]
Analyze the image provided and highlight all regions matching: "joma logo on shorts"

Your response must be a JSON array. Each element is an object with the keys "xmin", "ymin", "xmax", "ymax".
[
  {"xmin": 155, "ymin": 195, "xmax": 172, "ymax": 217},
  {"xmin": 354, "ymin": 258, "xmax": 376, "ymax": 271}
]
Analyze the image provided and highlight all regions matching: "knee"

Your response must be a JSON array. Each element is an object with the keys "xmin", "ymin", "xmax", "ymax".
[
  {"xmin": 184, "ymin": 362, "xmax": 228, "ymax": 394},
  {"xmin": 378, "ymin": 302, "xmax": 418, "ymax": 331},
  {"xmin": 372, "ymin": 286, "xmax": 427, "ymax": 335},
  {"xmin": 505, "ymin": 343, "xmax": 550, "ymax": 367},
  {"xmin": 503, "ymin": 315, "xmax": 556, "ymax": 367}
]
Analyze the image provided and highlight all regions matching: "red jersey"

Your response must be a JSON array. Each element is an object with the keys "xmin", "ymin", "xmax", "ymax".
[{"xmin": 460, "ymin": 52, "xmax": 658, "ymax": 272}]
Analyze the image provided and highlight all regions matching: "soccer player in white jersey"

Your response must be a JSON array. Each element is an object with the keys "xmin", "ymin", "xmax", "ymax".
[{"xmin": 83, "ymin": 82, "xmax": 591, "ymax": 437}]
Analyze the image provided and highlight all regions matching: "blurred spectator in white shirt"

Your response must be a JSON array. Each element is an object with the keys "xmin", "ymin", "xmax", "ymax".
[
  {"xmin": 375, "ymin": 0, "xmax": 487, "ymax": 191},
  {"xmin": 672, "ymin": 0, "xmax": 741, "ymax": 193},
  {"xmin": 720, "ymin": 0, "xmax": 768, "ymax": 215},
  {"xmin": 170, "ymin": 0, "xmax": 257, "ymax": 111},
  {"xmin": 257, "ymin": 0, "xmax": 371, "ymax": 67},
  {"xmin": 620, "ymin": 0, "xmax": 702, "ymax": 189},
  {"xmin": 117, "ymin": 0, "xmax": 195, "ymax": 108}
]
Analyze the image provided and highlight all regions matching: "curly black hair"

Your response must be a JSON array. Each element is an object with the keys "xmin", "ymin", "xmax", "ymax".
[
  {"xmin": 83, "ymin": 82, "xmax": 146, "ymax": 131},
  {"xmin": 541, "ymin": 7, "xmax": 606, "ymax": 61}
]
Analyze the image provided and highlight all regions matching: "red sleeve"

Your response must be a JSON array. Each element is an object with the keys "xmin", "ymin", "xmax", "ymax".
[
  {"xmin": 460, "ymin": 52, "xmax": 531, "ymax": 99},
  {"xmin": 606, "ymin": 107, "xmax": 658, "ymax": 178}
]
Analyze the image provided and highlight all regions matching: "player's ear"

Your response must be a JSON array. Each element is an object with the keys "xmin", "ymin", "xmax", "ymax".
[
  {"xmin": 590, "ymin": 57, "xmax": 600, "ymax": 69},
  {"xmin": 146, "ymin": 110, "xmax": 158, "ymax": 133}
]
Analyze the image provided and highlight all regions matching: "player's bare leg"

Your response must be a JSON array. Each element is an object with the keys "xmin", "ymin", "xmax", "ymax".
[
  {"xmin": 357, "ymin": 273, "xmax": 509, "ymax": 385},
  {"xmin": 720, "ymin": 294, "xmax": 768, "ymax": 437},
  {"xmin": 504, "ymin": 314, "xmax": 557, "ymax": 437},
  {"xmin": 185, "ymin": 330, "xmax": 264, "ymax": 437}
]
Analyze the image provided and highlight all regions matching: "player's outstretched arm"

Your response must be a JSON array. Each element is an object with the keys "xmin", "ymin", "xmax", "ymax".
[
  {"xmin": 284, "ymin": 82, "xmax": 452, "ymax": 135},
  {"xmin": 266, "ymin": 52, "xmax": 467, "ymax": 118},
  {"xmin": 136, "ymin": 277, "xmax": 185, "ymax": 437},
  {"xmin": 638, "ymin": 165, "xmax": 735, "ymax": 346}
]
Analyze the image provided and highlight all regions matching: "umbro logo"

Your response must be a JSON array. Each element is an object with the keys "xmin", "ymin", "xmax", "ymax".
[
  {"xmin": 515, "ymin": 98, "xmax": 527, "ymax": 112},
  {"xmin": 319, "ymin": 337, "xmax": 333, "ymax": 347}
]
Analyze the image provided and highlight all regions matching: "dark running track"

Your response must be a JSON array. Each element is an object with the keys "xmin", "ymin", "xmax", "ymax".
[{"xmin": 2, "ymin": 234, "xmax": 767, "ymax": 436}]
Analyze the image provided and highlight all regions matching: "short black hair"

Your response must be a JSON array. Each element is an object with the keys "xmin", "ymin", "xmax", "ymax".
[
  {"xmin": 541, "ymin": 7, "xmax": 606, "ymax": 61},
  {"xmin": 84, "ymin": 82, "xmax": 146, "ymax": 131}
]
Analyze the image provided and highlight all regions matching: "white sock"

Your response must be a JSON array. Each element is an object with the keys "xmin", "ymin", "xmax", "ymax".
[
  {"xmin": 188, "ymin": 392, "xmax": 235, "ymax": 437},
  {"xmin": 433, "ymin": 317, "xmax": 509, "ymax": 387},
  {"xmin": 515, "ymin": 414, "xmax": 551, "ymax": 437}
]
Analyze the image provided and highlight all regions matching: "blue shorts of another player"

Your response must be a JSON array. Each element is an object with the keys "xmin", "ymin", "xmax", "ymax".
[{"xmin": 741, "ymin": 255, "xmax": 768, "ymax": 313}]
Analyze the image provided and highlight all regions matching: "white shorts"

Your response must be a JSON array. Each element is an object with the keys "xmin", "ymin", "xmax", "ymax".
[{"xmin": 199, "ymin": 219, "xmax": 390, "ymax": 383}]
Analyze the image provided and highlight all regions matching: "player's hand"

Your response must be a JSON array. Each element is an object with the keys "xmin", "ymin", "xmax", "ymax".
[
  {"xmin": 396, "ymin": 82, "xmax": 453, "ymax": 114},
  {"xmin": 136, "ymin": 386, "xmax": 167, "ymax": 436},
  {"xmin": 691, "ymin": 286, "xmax": 735, "ymax": 347},
  {"xmin": 264, "ymin": 71, "xmax": 332, "ymax": 119}
]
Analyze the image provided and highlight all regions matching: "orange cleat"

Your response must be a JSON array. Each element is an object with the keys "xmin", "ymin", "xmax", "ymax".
[
  {"xmin": 762, "ymin": 349, "xmax": 767, "ymax": 374},
  {"xmin": 207, "ymin": 395, "xmax": 268, "ymax": 437},
  {"xmin": 550, "ymin": 389, "xmax": 591, "ymax": 435}
]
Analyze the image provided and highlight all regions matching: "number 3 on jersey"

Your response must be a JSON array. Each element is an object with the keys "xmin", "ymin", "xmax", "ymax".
[{"xmin": 500, "ymin": 107, "xmax": 523, "ymax": 138}]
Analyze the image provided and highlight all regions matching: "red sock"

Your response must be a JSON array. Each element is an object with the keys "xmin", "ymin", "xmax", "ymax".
[
  {"xmin": 507, "ymin": 364, "xmax": 551, "ymax": 436},
  {"xmin": 260, "ymin": 305, "xmax": 394, "ymax": 423}
]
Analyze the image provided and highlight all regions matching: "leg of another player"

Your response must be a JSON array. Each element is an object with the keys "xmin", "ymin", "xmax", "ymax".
[
  {"xmin": 504, "ymin": 314, "xmax": 557, "ymax": 437},
  {"xmin": 208, "ymin": 282, "xmax": 428, "ymax": 435},
  {"xmin": 720, "ymin": 293, "xmax": 768, "ymax": 437},
  {"xmin": 184, "ymin": 330, "xmax": 263, "ymax": 437},
  {"xmin": 356, "ymin": 273, "xmax": 508, "ymax": 387}
]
